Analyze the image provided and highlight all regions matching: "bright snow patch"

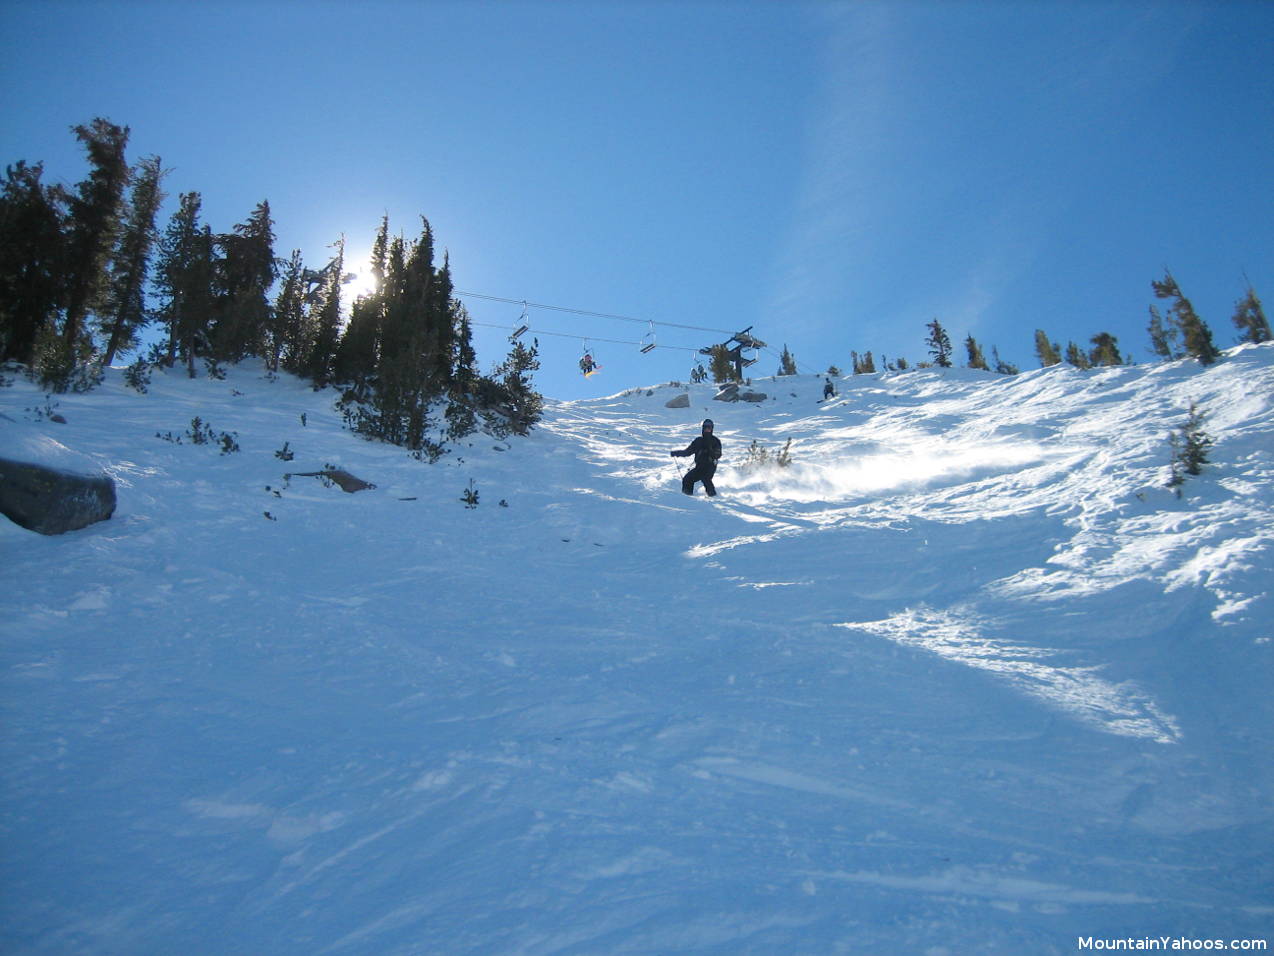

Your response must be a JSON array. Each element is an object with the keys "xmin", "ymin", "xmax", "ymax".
[{"xmin": 2, "ymin": 347, "xmax": 1272, "ymax": 953}]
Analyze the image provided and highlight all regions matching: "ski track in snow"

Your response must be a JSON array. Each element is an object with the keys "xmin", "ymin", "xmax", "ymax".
[{"xmin": 2, "ymin": 348, "xmax": 1273, "ymax": 954}]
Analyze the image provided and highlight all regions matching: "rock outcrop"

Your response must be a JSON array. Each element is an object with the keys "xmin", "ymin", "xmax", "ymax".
[
  {"xmin": 0, "ymin": 457, "xmax": 117, "ymax": 535},
  {"xmin": 713, "ymin": 383, "xmax": 768, "ymax": 403}
]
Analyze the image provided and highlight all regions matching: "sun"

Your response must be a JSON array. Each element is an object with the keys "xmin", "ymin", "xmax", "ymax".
[{"xmin": 340, "ymin": 248, "xmax": 380, "ymax": 311}]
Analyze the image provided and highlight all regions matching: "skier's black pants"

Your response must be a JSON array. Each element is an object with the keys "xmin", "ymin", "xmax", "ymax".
[{"xmin": 682, "ymin": 465, "xmax": 716, "ymax": 497}]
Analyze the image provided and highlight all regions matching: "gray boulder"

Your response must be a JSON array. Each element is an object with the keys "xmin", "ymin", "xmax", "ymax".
[
  {"xmin": 0, "ymin": 456, "xmax": 116, "ymax": 535},
  {"xmin": 664, "ymin": 393, "xmax": 691, "ymax": 409},
  {"xmin": 713, "ymin": 383, "xmax": 768, "ymax": 403}
]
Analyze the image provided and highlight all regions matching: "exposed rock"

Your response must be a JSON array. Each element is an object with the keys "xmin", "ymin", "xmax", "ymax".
[
  {"xmin": 665, "ymin": 393, "xmax": 691, "ymax": 409},
  {"xmin": 0, "ymin": 456, "xmax": 116, "ymax": 535},
  {"xmin": 740, "ymin": 391, "xmax": 768, "ymax": 403},
  {"xmin": 286, "ymin": 468, "xmax": 376, "ymax": 493},
  {"xmin": 713, "ymin": 383, "xmax": 740, "ymax": 402}
]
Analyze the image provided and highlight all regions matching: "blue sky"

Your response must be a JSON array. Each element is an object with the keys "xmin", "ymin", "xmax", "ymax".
[{"xmin": 2, "ymin": 0, "xmax": 1271, "ymax": 400}]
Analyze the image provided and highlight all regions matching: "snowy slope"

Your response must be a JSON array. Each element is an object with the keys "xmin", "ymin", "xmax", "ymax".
[{"xmin": 1, "ymin": 348, "xmax": 1272, "ymax": 954}]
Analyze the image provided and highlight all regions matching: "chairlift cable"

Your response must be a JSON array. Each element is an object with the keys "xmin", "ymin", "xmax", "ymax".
[
  {"xmin": 455, "ymin": 290, "xmax": 735, "ymax": 335},
  {"xmin": 471, "ymin": 320, "xmax": 691, "ymax": 352},
  {"xmin": 760, "ymin": 344, "xmax": 823, "ymax": 377}
]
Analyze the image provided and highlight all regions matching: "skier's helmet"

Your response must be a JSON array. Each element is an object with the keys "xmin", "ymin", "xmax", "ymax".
[{"xmin": 702, "ymin": 419, "xmax": 714, "ymax": 432}]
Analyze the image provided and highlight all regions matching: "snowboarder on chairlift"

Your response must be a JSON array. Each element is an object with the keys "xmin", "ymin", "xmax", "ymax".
[{"xmin": 671, "ymin": 419, "xmax": 722, "ymax": 497}]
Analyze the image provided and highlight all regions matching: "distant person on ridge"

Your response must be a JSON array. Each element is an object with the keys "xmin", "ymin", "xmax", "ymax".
[{"xmin": 671, "ymin": 418, "xmax": 722, "ymax": 497}]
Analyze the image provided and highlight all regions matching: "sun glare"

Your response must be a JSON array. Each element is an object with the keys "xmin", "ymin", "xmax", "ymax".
[{"xmin": 341, "ymin": 249, "xmax": 379, "ymax": 309}]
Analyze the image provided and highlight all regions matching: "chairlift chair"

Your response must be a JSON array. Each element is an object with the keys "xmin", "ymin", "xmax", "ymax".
[
  {"xmin": 510, "ymin": 301, "xmax": 530, "ymax": 341},
  {"xmin": 639, "ymin": 321, "xmax": 657, "ymax": 354},
  {"xmin": 580, "ymin": 340, "xmax": 601, "ymax": 377}
]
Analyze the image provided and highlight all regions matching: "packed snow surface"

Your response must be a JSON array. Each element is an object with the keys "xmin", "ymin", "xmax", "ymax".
[{"xmin": 2, "ymin": 348, "xmax": 1272, "ymax": 954}]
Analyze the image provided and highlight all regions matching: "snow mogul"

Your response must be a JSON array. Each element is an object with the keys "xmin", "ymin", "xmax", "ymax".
[{"xmin": 670, "ymin": 418, "xmax": 722, "ymax": 497}]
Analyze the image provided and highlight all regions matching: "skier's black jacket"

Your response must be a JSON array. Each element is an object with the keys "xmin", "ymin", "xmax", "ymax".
[{"xmin": 672, "ymin": 435, "xmax": 722, "ymax": 472}]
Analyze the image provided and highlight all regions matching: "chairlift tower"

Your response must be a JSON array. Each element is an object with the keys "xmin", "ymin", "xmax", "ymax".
[{"xmin": 700, "ymin": 326, "xmax": 766, "ymax": 381}]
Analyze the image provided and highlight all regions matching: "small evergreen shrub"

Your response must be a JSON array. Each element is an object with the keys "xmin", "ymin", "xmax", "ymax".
[
  {"xmin": 157, "ymin": 416, "xmax": 240, "ymax": 454},
  {"xmin": 124, "ymin": 356, "xmax": 152, "ymax": 393},
  {"xmin": 461, "ymin": 478, "xmax": 479, "ymax": 509},
  {"xmin": 1166, "ymin": 402, "xmax": 1213, "ymax": 494}
]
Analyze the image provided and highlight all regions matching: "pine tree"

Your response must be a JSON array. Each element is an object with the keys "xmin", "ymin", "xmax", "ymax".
[
  {"xmin": 926, "ymin": 318, "xmax": 952, "ymax": 368},
  {"xmin": 777, "ymin": 344, "xmax": 798, "ymax": 376},
  {"xmin": 1064, "ymin": 341, "xmax": 1091, "ymax": 369},
  {"xmin": 346, "ymin": 223, "xmax": 435, "ymax": 446},
  {"xmin": 1231, "ymin": 285, "xmax": 1270, "ymax": 344},
  {"xmin": 51, "ymin": 118, "xmax": 131, "ymax": 386},
  {"xmin": 444, "ymin": 304, "xmax": 479, "ymax": 440},
  {"xmin": 305, "ymin": 238, "xmax": 345, "ymax": 384},
  {"xmin": 270, "ymin": 250, "xmax": 309, "ymax": 374},
  {"xmin": 333, "ymin": 294, "xmax": 380, "ymax": 390},
  {"xmin": 1167, "ymin": 401, "xmax": 1213, "ymax": 492},
  {"xmin": 964, "ymin": 334, "xmax": 988, "ymax": 370},
  {"xmin": 991, "ymin": 346, "xmax": 1019, "ymax": 375},
  {"xmin": 1152, "ymin": 270, "xmax": 1220, "ymax": 365},
  {"xmin": 369, "ymin": 214, "xmax": 389, "ymax": 290},
  {"xmin": 1088, "ymin": 332, "xmax": 1123, "ymax": 367},
  {"xmin": 709, "ymin": 344, "xmax": 734, "ymax": 383},
  {"xmin": 154, "ymin": 192, "xmax": 217, "ymax": 377},
  {"xmin": 339, "ymin": 213, "xmax": 536, "ymax": 451},
  {"xmin": 1147, "ymin": 304, "xmax": 1181, "ymax": 360},
  {"xmin": 99, "ymin": 154, "xmax": 166, "ymax": 367},
  {"xmin": 1033, "ymin": 329, "xmax": 1061, "ymax": 367},
  {"xmin": 451, "ymin": 302, "xmax": 477, "ymax": 395},
  {"xmin": 212, "ymin": 200, "xmax": 276, "ymax": 363},
  {"xmin": 493, "ymin": 336, "xmax": 543, "ymax": 436},
  {"xmin": 428, "ymin": 248, "xmax": 459, "ymax": 389},
  {"xmin": 0, "ymin": 160, "xmax": 66, "ymax": 365}
]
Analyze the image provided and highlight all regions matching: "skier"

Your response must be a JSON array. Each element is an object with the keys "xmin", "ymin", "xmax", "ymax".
[
  {"xmin": 823, "ymin": 377, "xmax": 836, "ymax": 400},
  {"xmin": 671, "ymin": 418, "xmax": 722, "ymax": 497}
]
